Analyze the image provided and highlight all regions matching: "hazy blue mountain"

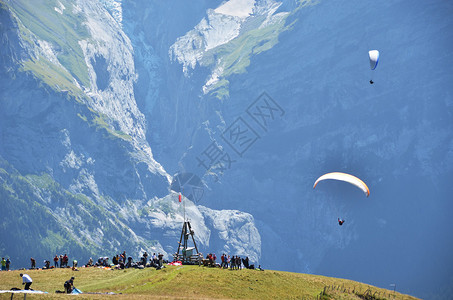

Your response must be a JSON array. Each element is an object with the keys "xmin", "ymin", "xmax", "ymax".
[
  {"xmin": 1, "ymin": 0, "xmax": 452, "ymax": 298},
  {"xmin": 0, "ymin": 0, "xmax": 261, "ymax": 271},
  {"xmin": 123, "ymin": 0, "xmax": 453, "ymax": 298}
]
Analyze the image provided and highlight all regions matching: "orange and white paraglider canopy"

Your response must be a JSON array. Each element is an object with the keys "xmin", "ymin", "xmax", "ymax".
[{"xmin": 313, "ymin": 172, "xmax": 370, "ymax": 197}]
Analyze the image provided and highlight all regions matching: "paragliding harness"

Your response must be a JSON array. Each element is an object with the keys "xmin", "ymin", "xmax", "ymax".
[
  {"xmin": 338, "ymin": 218, "xmax": 345, "ymax": 226},
  {"xmin": 369, "ymin": 80, "xmax": 374, "ymax": 84}
]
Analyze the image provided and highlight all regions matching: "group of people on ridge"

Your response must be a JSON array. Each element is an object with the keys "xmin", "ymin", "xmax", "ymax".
[
  {"xmin": 220, "ymin": 254, "xmax": 254, "ymax": 270},
  {"xmin": 32, "ymin": 254, "xmax": 78, "ymax": 270},
  {"xmin": 6, "ymin": 249, "xmax": 260, "ymax": 294},
  {"xmin": 83, "ymin": 251, "xmax": 166, "ymax": 270},
  {"xmin": 206, "ymin": 253, "xmax": 253, "ymax": 270},
  {"xmin": 6, "ymin": 249, "xmax": 258, "ymax": 278},
  {"xmin": 53, "ymin": 254, "xmax": 70, "ymax": 268}
]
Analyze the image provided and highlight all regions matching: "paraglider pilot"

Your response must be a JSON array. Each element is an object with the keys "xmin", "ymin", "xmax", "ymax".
[
  {"xmin": 338, "ymin": 218, "xmax": 345, "ymax": 226},
  {"xmin": 64, "ymin": 277, "xmax": 75, "ymax": 293},
  {"xmin": 20, "ymin": 273, "xmax": 33, "ymax": 290}
]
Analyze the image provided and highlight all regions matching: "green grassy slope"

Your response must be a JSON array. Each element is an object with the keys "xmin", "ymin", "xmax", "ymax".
[{"xmin": 0, "ymin": 266, "xmax": 419, "ymax": 299}]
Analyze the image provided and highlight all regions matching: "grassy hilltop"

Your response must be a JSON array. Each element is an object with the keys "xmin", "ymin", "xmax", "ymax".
[{"xmin": 0, "ymin": 266, "xmax": 419, "ymax": 299}]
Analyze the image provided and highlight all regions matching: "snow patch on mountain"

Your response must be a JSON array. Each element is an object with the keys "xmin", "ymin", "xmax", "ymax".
[
  {"xmin": 170, "ymin": 0, "xmax": 282, "ymax": 74},
  {"xmin": 215, "ymin": 0, "xmax": 256, "ymax": 18},
  {"xmin": 169, "ymin": 10, "xmax": 242, "ymax": 74}
]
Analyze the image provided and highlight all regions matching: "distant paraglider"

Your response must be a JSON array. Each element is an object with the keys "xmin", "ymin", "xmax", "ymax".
[
  {"xmin": 368, "ymin": 50, "xmax": 379, "ymax": 84},
  {"xmin": 313, "ymin": 172, "xmax": 370, "ymax": 197},
  {"xmin": 313, "ymin": 172, "xmax": 370, "ymax": 226}
]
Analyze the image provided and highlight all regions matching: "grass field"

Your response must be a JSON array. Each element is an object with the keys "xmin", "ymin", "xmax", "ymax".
[{"xmin": 0, "ymin": 265, "xmax": 419, "ymax": 299}]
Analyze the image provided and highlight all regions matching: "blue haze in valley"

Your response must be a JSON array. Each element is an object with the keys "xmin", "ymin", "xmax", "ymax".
[{"xmin": 123, "ymin": 0, "xmax": 453, "ymax": 298}]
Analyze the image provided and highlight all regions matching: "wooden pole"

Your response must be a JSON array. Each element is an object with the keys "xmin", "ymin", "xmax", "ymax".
[{"xmin": 187, "ymin": 222, "xmax": 199, "ymax": 254}]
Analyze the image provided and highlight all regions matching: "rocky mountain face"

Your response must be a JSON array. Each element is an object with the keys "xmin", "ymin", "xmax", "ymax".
[
  {"xmin": 120, "ymin": 0, "xmax": 354, "ymax": 276},
  {"xmin": 1, "ymin": 0, "xmax": 453, "ymax": 298},
  {"xmin": 124, "ymin": 0, "xmax": 453, "ymax": 298},
  {"xmin": 0, "ymin": 0, "xmax": 261, "ymax": 267}
]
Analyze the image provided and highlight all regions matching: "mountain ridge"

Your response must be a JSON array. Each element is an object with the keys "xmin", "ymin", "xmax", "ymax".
[
  {"xmin": 0, "ymin": 265, "xmax": 420, "ymax": 299},
  {"xmin": 0, "ymin": 0, "xmax": 261, "ymax": 268}
]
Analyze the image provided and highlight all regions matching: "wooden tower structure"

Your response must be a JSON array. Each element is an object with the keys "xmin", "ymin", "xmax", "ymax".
[{"xmin": 174, "ymin": 221, "xmax": 201, "ymax": 264}]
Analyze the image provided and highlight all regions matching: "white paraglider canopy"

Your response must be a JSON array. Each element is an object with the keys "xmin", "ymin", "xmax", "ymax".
[
  {"xmin": 368, "ymin": 50, "xmax": 379, "ymax": 70},
  {"xmin": 313, "ymin": 172, "xmax": 370, "ymax": 197}
]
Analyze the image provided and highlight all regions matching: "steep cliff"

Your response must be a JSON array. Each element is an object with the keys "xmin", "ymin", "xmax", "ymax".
[
  {"xmin": 0, "ymin": 0, "xmax": 261, "ymax": 266},
  {"xmin": 123, "ymin": 0, "xmax": 453, "ymax": 298},
  {"xmin": 1, "ymin": 0, "xmax": 453, "ymax": 298}
]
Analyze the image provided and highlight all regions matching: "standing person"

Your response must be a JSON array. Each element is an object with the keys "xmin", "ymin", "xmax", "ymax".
[
  {"xmin": 54, "ymin": 255, "xmax": 59, "ymax": 268},
  {"xmin": 20, "ymin": 273, "xmax": 33, "ymax": 290},
  {"xmin": 236, "ymin": 256, "xmax": 241, "ymax": 270},
  {"xmin": 220, "ymin": 254, "xmax": 225, "ymax": 268},
  {"xmin": 143, "ymin": 252, "xmax": 148, "ymax": 265},
  {"xmin": 63, "ymin": 254, "xmax": 68, "ymax": 267},
  {"xmin": 6, "ymin": 258, "xmax": 11, "ymax": 271},
  {"xmin": 230, "ymin": 255, "xmax": 236, "ymax": 270},
  {"xmin": 1, "ymin": 257, "xmax": 6, "ymax": 271},
  {"xmin": 158, "ymin": 253, "xmax": 164, "ymax": 268},
  {"xmin": 30, "ymin": 257, "xmax": 36, "ymax": 269}
]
